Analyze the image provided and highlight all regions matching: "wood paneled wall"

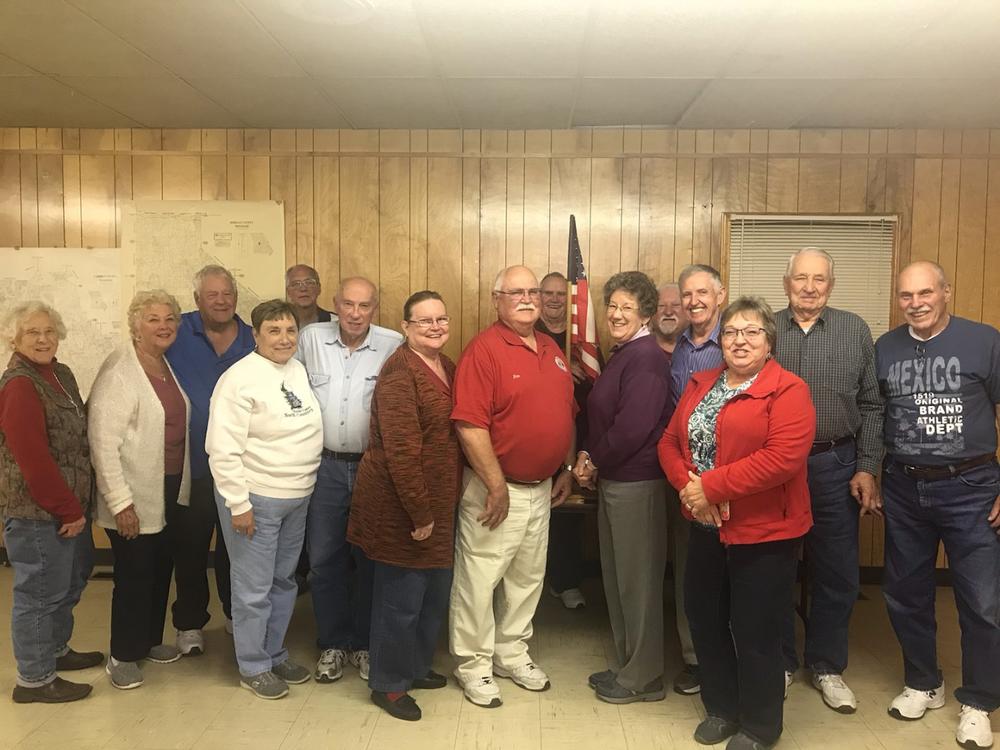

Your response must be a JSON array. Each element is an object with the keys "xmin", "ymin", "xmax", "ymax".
[{"xmin": 3, "ymin": 125, "xmax": 1000, "ymax": 566}]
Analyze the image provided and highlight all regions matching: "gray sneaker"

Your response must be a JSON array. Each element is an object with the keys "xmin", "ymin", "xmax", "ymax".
[
  {"xmin": 106, "ymin": 659, "xmax": 143, "ymax": 690},
  {"xmin": 348, "ymin": 650, "xmax": 370, "ymax": 681},
  {"xmin": 240, "ymin": 671, "xmax": 289, "ymax": 700},
  {"xmin": 146, "ymin": 644, "xmax": 182, "ymax": 663},
  {"xmin": 315, "ymin": 648, "xmax": 346, "ymax": 683},
  {"xmin": 272, "ymin": 660, "xmax": 311, "ymax": 685}
]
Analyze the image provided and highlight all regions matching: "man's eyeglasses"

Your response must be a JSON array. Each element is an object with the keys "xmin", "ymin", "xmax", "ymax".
[
  {"xmin": 496, "ymin": 288, "xmax": 542, "ymax": 299},
  {"xmin": 287, "ymin": 279, "xmax": 319, "ymax": 290},
  {"xmin": 408, "ymin": 316, "xmax": 451, "ymax": 329},
  {"xmin": 721, "ymin": 326, "xmax": 765, "ymax": 342}
]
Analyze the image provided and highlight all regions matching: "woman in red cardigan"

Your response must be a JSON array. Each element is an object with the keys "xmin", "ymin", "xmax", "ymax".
[
  {"xmin": 347, "ymin": 290, "xmax": 460, "ymax": 722},
  {"xmin": 658, "ymin": 296, "xmax": 815, "ymax": 750}
]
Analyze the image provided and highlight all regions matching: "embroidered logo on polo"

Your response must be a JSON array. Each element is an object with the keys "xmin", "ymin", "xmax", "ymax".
[{"xmin": 554, "ymin": 357, "xmax": 568, "ymax": 372}]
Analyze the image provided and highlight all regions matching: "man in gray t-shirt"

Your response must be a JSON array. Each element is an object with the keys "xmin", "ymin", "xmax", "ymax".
[{"xmin": 874, "ymin": 261, "xmax": 1000, "ymax": 750}]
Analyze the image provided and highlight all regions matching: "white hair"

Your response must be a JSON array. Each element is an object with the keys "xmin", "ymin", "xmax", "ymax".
[
  {"xmin": 127, "ymin": 289, "xmax": 181, "ymax": 341},
  {"xmin": 193, "ymin": 264, "xmax": 237, "ymax": 296},
  {"xmin": 2, "ymin": 301, "xmax": 67, "ymax": 351},
  {"xmin": 785, "ymin": 247, "xmax": 835, "ymax": 280},
  {"xmin": 678, "ymin": 264, "xmax": 723, "ymax": 292}
]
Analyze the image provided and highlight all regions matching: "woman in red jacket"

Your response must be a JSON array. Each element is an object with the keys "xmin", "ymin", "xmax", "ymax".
[{"xmin": 658, "ymin": 296, "xmax": 815, "ymax": 750}]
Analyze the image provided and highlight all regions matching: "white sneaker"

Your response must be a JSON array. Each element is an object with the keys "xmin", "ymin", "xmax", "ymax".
[
  {"xmin": 315, "ymin": 648, "xmax": 346, "ymax": 683},
  {"xmin": 957, "ymin": 705, "xmax": 995, "ymax": 749},
  {"xmin": 784, "ymin": 670, "xmax": 794, "ymax": 699},
  {"xmin": 812, "ymin": 673, "xmax": 857, "ymax": 714},
  {"xmin": 554, "ymin": 587, "xmax": 586, "ymax": 609},
  {"xmin": 493, "ymin": 662, "xmax": 551, "ymax": 692},
  {"xmin": 889, "ymin": 682, "xmax": 946, "ymax": 720},
  {"xmin": 176, "ymin": 629, "xmax": 204, "ymax": 657},
  {"xmin": 456, "ymin": 671, "xmax": 502, "ymax": 708},
  {"xmin": 348, "ymin": 650, "xmax": 369, "ymax": 681}
]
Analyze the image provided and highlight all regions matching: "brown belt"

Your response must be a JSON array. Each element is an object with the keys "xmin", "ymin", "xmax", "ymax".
[
  {"xmin": 505, "ymin": 476, "xmax": 545, "ymax": 486},
  {"xmin": 809, "ymin": 435, "xmax": 854, "ymax": 456},
  {"xmin": 894, "ymin": 453, "xmax": 997, "ymax": 481}
]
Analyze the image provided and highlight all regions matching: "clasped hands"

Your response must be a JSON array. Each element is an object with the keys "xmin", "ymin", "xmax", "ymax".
[
  {"xmin": 571, "ymin": 451, "xmax": 597, "ymax": 489},
  {"xmin": 680, "ymin": 470, "xmax": 729, "ymax": 527}
]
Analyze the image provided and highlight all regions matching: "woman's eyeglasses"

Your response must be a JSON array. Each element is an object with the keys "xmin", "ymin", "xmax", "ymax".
[{"xmin": 721, "ymin": 326, "xmax": 765, "ymax": 342}]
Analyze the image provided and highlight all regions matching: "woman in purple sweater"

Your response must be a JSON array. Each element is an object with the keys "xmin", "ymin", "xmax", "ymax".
[{"xmin": 572, "ymin": 271, "xmax": 673, "ymax": 704}]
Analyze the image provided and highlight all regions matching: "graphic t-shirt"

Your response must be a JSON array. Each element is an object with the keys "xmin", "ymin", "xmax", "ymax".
[{"xmin": 875, "ymin": 316, "xmax": 1000, "ymax": 464}]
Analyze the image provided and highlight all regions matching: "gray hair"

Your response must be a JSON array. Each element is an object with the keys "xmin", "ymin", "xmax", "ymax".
[
  {"xmin": 193, "ymin": 264, "xmax": 237, "ymax": 296},
  {"xmin": 657, "ymin": 281, "xmax": 680, "ymax": 293},
  {"xmin": 678, "ymin": 264, "xmax": 723, "ymax": 292},
  {"xmin": 785, "ymin": 247, "xmax": 836, "ymax": 280},
  {"xmin": 127, "ymin": 289, "xmax": 182, "ymax": 341},
  {"xmin": 335, "ymin": 276, "xmax": 379, "ymax": 306},
  {"xmin": 285, "ymin": 264, "xmax": 320, "ymax": 285},
  {"xmin": 2, "ymin": 301, "xmax": 67, "ymax": 351},
  {"xmin": 720, "ymin": 296, "xmax": 778, "ymax": 352},
  {"xmin": 492, "ymin": 265, "xmax": 538, "ymax": 292}
]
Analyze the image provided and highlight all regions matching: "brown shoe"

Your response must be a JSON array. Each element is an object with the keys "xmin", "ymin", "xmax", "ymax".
[
  {"xmin": 56, "ymin": 649, "xmax": 104, "ymax": 671},
  {"xmin": 12, "ymin": 677, "xmax": 93, "ymax": 704}
]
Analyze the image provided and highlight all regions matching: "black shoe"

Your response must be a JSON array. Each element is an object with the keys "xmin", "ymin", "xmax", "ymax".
[
  {"xmin": 673, "ymin": 663, "xmax": 700, "ymax": 695},
  {"xmin": 588, "ymin": 669, "xmax": 616, "ymax": 689},
  {"xmin": 12, "ymin": 676, "xmax": 93, "ymax": 704},
  {"xmin": 371, "ymin": 690, "xmax": 422, "ymax": 721},
  {"xmin": 595, "ymin": 677, "xmax": 666, "ymax": 704},
  {"xmin": 726, "ymin": 731, "xmax": 773, "ymax": 750},
  {"xmin": 694, "ymin": 716, "xmax": 740, "ymax": 745},
  {"xmin": 412, "ymin": 670, "xmax": 447, "ymax": 690},
  {"xmin": 56, "ymin": 649, "xmax": 104, "ymax": 671}
]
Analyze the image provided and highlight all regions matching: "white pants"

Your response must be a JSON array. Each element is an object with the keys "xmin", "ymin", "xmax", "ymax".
[{"xmin": 449, "ymin": 468, "xmax": 551, "ymax": 681}]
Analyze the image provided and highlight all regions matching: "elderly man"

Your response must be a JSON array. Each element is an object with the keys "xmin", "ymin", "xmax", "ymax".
[
  {"xmin": 450, "ymin": 265, "xmax": 575, "ymax": 708},
  {"xmin": 653, "ymin": 282, "xmax": 688, "ymax": 363},
  {"xmin": 774, "ymin": 247, "xmax": 883, "ymax": 713},
  {"xmin": 666, "ymin": 264, "xmax": 727, "ymax": 696},
  {"xmin": 296, "ymin": 277, "xmax": 402, "ymax": 685},
  {"xmin": 285, "ymin": 264, "xmax": 334, "ymax": 328},
  {"xmin": 876, "ymin": 261, "xmax": 1000, "ymax": 750},
  {"xmin": 165, "ymin": 265, "xmax": 255, "ymax": 655}
]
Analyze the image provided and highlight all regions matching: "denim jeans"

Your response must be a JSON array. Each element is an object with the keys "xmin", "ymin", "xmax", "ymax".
[
  {"xmin": 308, "ymin": 456, "xmax": 373, "ymax": 651},
  {"xmin": 882, "ymin": 459, "xmax": 1000, "ymax": 712},
  {"xmin": 3, "ymin": 517, "xmax": 94, "ymax": 687},
  {"xmin": 216, "ymin": 490, "xmax": 309, "ymax": 677},
  {"xmin": 780, "ymin": 440, "xmax": 860, "ymax": 674},
  {"xmin": 369, "ymin": 561, "xmax": 452, "ymax": 693}
]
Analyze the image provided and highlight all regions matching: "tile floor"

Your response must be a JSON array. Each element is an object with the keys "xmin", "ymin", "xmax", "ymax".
[{"xmin": 0, "ymin": 567, "xmax": 993, "ymax": 750}]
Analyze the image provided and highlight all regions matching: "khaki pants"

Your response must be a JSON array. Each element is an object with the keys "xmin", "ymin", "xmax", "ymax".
[{"xmin": 450, "ymin": 468, "xmax": 551, "ymax": 681}]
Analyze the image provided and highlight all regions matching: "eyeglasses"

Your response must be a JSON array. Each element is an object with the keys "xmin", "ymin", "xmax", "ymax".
[
  {"xmin": 721, "ymin": 326, "xmax": 766, "ymax": 342},
  {"xmin": 496, "ymin": 288, "xmax": 542, "ymax": 299},
  {"xmin": 287, "ymin": 279, "xmax": 319, "ymax": 290},
  {"xmin": 606, "ymin": 303, "xmax": 638, "ymax": 316},
  {"xmin": 407, "ymin": 316, "xmax": 451, "ymax": 329}
]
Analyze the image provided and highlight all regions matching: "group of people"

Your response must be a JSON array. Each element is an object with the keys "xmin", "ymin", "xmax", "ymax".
[{"xmin": 1, "ymin": 250, "xmax": 998, "ymax": 750}]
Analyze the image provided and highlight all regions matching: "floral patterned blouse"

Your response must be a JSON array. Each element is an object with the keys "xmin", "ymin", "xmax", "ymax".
[{"xmin": 688, "ymin": 370, "xmax": 759, "ymax": 473}]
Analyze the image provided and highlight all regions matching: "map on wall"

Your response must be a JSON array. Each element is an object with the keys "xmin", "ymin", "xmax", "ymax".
[
  {"xmin": 0, "ymin": 247, "xmax": 130, "ymax": 398},
  {"xmin": 121, "ymin": 200, "xmax": 287, "ymax": 320}
]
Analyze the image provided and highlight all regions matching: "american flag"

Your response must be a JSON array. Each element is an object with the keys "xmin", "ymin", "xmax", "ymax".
[{"xmin": 567, "ymin": 214, "xmax": 601, "ymax": 380}]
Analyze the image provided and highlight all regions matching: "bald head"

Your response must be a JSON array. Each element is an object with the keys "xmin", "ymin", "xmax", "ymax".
[{"xmin": 897, "ymin": 261, "xmax": 951, "ymax": 339}]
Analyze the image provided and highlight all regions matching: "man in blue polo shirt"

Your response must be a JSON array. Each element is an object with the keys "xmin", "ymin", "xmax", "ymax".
[{"xmin": 165, "ymin": 264, "xmax": 255, "ymax": 657}]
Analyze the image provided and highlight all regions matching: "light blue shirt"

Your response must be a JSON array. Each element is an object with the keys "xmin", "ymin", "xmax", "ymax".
[{"xmin": 295, "ymin": 322, "xmax": 403, "ymax": 452}]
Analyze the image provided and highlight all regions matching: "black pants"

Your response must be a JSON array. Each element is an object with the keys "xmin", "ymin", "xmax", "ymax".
[
  {"xmin": 546, "ymin": 511, "xmax": 584, "ymax": 593},
  {"xmin": 686, "ymin": 524, "xmax": 800, "ymax": 747},
  {"xmin": 105, "ymin": 475, "xmax": 179, "ymax": 662},
  {"xmin": 166, "ymin": 474, "xmax": 231, "ymax": 629}
]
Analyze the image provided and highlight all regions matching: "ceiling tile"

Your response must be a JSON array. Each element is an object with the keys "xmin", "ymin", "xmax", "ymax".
[
  {"xmin": 574, "ymin": 78, "xmax": 708, "ymax": 126},
  {"xmin": 418, "ymin": 1, "xmax": 589, "ymax": 77},
  {"xmin": 678, "ymin": 79, "xmax": 846, "ymax": 128},
  {"xmin": 0, "ymin": 0, "xmax": 170, "ymax": 77},
  {"xmin": 65, "ymin": 0, "xmax": 303, "ymax": 78},
  {"xmin": 0, "ymin": 76, "xmax": 140, "ymax": 126},
  {"xmin": 187, "ymin": 77, "xmax": 350, "ymax": 128},
  {"xmin": 316, "ymin": 78, "xmax": 456, "ymax": 128},
  {"xmin": 448, "ymin": 78, "xmax": 576, "ymax": 129},
  {"xmin": 239, "ymin": 0, "xmax": 436, "ymax": 78},
  {"xmin": 58, "ymin": 76, "xmax": 241, "ymax": 127}
]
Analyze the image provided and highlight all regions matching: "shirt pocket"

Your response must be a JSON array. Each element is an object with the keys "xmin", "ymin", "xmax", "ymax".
[
  {"xmin": 363, "ymin": 375, "xmax": 378, "ymax": 411},
  {"xmin": 308, "ymin": 373, "xmax": 331, "ymax": 412}
]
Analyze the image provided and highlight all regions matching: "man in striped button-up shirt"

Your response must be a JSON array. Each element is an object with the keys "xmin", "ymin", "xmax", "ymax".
[{"xmin": 774, "ymin": 247, "xmax": 883, "ymax": 716}]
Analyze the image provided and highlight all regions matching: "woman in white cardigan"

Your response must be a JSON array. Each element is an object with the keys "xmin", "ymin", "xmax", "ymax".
[
  {"xmin": 89, "ymin": 290, "xmax": 191, "ymax": 691},
  {"xmin": 207, "ymin": 299, "xmax": 322, "ymax": 700}
]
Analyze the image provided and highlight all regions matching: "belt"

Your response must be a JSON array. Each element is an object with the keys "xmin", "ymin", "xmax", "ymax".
[
  {"xmin": 504, "ymin": 476, "xmax": 545, "ymax": 486},
  {"xmin": 322, "ymin": 449, "xmax": 364, "ymax": 463},
  {"xmin": 809, "ymin": 435, "xmax": 854, "ymax": 456},
  {"xmin": 894, "ymin": 453, "xmax": 996, "ymax": 481}
]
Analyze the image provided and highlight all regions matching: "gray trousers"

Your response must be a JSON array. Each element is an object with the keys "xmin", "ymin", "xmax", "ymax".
[
  {"xmin": 665, "ymin": 483, "xmax": 698, "ymax": 666},
  {"xmin": 598, "ymin": 477, "xmax": 668, "ymax": 690}
]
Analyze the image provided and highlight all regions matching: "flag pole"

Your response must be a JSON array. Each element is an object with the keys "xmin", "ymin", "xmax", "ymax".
[{"xmin": 565, "ymin": 215, "xmax": 575, "ymax": 364}]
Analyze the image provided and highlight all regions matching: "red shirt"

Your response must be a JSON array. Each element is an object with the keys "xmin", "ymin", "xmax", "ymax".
[
  {"xmin": 658, "ymin": 359, "xmax": 815, "ymax": 545},
  {"xmin": 452, "ymin": 321, "xmax": 575, "ymax": 482},
  {"xmin": 146, "ymin": 371, "xmax": 187, "ymax": 476}
]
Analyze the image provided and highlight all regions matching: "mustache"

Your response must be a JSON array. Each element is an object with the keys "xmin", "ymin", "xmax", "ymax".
[{"xmin": 516, "ymin": 304, "xmax": 537, "ymax": 312}]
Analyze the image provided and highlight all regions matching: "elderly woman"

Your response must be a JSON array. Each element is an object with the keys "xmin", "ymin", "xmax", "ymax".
[
  {"xmin": 571, "ymin": 271, "xmax": 672, "ymax": 704},
  {"xmin": 207, "ymin": 299, "xmax": 322, "ymax": 700},
  {"xmin": 347, "ymin": 291, "xmax": 460, "ymax": 722},
  {"xmin": 0, "ymin": 302, "xmax": 102, "ymax": 704},
  {"xmin": 658, "ymin": 297, "xmax": 815, "ymax": 750},
  {"xmin": 89, "ymin": 290, "xmax": 191, "ymax": 690}
]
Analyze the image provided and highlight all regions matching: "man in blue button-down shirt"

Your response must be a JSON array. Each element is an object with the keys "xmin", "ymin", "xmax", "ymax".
[
  {"xmin": 165, "ymin": 265, "xmax": 255, "ymax": 657},
  {"xmin": 296, "ymin": 276, "xmax": 402, "ymax": 685}
]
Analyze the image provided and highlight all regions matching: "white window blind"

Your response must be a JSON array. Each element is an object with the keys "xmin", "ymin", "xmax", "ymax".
[{"xmin": 727, "ymin": 214, "xmax": 896, "ymax": 338}]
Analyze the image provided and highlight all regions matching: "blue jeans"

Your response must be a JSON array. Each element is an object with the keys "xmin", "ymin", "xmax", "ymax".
[
  {"xmin": 369, "ymin": 561, "xmax": 452, "ymax": 692},
  {"xmin": 308, "ymin": 456, "xmax": 373, "ymax": 651},
  {"xmin": 882, "ymin": 459, "xmax": 1000, "ymax": 712},
  {"xmin": 216, "ymin": 491, "xmax": 309, "ymax": 678},
  {"xmin": 3, "ymin": 517, "xmax": 94, "ymax": 687},
  {"xmin": 780, "ymin": 440, "xmax": 860, "ymax": 674}
]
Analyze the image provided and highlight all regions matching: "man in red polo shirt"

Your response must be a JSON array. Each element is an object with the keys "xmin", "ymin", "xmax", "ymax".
[{"xmin": 449, "ymin": 265, "xmax": 576, "ymax": 708}]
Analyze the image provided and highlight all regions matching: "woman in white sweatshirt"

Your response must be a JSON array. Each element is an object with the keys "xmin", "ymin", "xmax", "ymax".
[{"xmin": 206, "ymin": 299, "xmax": 323, "ymax": 700}]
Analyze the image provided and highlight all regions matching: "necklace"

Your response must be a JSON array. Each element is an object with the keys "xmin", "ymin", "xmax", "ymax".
[
  {"xmin": 51, "ymin": 371, "xmax": 83, "ymax": 419},
  {"xmin": 135, "ymin": 344, "xmax": 168, "ymax": 381}
]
